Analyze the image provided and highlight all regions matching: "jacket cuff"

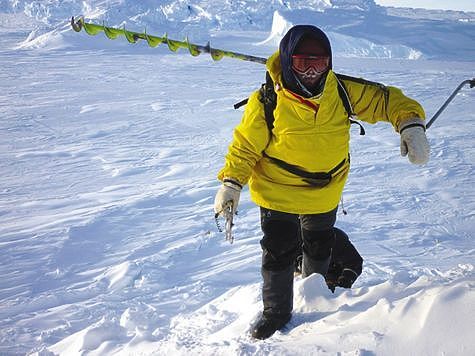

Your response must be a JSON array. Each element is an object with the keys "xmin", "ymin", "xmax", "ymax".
[
  {"xmin": 398, "ymin": 117, "xmax": 426, "ymax": 133},
  {"xmin": 223, "ymin": 177, "xmax": 243, "ymax": 191}
]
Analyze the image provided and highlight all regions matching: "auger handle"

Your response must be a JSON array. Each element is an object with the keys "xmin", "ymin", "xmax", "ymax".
[{"xmin": 426, "ymin": 78, "xmax": 475, "ymax": 129}]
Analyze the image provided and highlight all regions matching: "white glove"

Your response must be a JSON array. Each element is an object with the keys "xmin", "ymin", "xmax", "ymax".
[
  {"xmin": 214, "ymin": 178, "xmax": 242, "ymax": 216},
  {"xmin": 400, "ymin": 123, "xmax": 430, "ymax": 165}
]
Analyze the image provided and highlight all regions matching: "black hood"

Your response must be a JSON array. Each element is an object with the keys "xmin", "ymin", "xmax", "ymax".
[{"xmin": 279, "ymin": 25, "xmax": 332, "ymax": 97}]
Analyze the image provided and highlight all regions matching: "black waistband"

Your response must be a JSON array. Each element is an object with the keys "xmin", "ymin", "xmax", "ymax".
[{"xmin": 262, "ymin": 152, "xmax": 348, "ymax": 180}]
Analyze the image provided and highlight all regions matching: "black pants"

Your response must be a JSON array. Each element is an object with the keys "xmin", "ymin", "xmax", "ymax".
[{"xmin": 259, "ymin": 207, "xmax": 337, "ymax": 271}]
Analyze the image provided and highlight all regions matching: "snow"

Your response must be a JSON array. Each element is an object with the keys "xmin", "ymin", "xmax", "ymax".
[
  {"xmin": 375, "ymin": 0, "xmax": 475, "ymax": 12},
  {"xmin": 1, "ymin": 1, "xmax": 474, "ymax": 355}
]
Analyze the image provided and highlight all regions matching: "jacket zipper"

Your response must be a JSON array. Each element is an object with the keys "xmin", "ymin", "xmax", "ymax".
[{"xmin": 287, "ymin": 90, "xmax": 319, "ymax": 124}]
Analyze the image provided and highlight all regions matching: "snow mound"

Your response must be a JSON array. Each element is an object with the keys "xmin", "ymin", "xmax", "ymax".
[
  {"xmin": 96, "ymin": 261, "xmax": 143, "ymax": 291},
  {"xmin": 48, "ymin": 316, "xmax": 130, "ymax": 355},
  {"xmin": 259, "ymin": 10, "xmax": 423, "ymax": 59},
  {"xmin": 288, "ymin": 273, "xmax": 474, "ymax": 356},
  {"xmin": 257, "ymin": 11, "xmax": 294, "ymax": 47},
  {"xmin": 44, "ymin": 272, "xmax": 473, "ymax": 355}
]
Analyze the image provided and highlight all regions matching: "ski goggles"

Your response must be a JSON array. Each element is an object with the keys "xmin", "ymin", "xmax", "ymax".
[{"xmin": 291, "ymin": 55, "xmax": 329, "ymax": 75}]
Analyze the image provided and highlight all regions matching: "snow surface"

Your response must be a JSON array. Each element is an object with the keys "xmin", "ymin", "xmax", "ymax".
[
  {"xmin": 1, "ymin": 1, "xmax": 474, "ymax": 355},
  {"xmin": 375, "ymin": 0, "xmax": 475, "ymax": 12}
]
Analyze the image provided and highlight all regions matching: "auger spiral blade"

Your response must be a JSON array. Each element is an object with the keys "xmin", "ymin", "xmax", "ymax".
[{"xmin": 70, "ymin": 16, "xmax": 267, "ymax": 64}]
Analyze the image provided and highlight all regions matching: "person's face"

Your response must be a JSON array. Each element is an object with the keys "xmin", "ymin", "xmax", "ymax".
[{"xmin": 292, "ymin": 38, "xmax": 330, "ymax": 88}]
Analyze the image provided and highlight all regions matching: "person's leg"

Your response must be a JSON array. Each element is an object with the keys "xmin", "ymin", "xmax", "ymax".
[
  {"xmin": 252, "ymin": 208, "xmax": 300, "ymax": 340},
  {"xmin": 325, "ymin": 227, "xmax": 363, "ymax": 291},
  {"xmin": 299, "ymin": 207, "xmax": 337, "ymax": 278}
]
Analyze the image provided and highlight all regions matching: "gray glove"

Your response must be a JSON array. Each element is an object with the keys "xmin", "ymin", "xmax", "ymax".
[{"xmin": 399, "ymin": 120, "xmax": 430, "ymax": 165}]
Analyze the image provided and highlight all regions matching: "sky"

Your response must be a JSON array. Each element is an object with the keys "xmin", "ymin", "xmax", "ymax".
[{"xmin": 374, "ymin": 0, "xmax": 475, "ymax": 12}]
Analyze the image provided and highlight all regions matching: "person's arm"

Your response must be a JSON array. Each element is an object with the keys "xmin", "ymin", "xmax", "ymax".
[
  {"xmin": 217, "ymin": 90, "xmax": 271, "ymax": 185},
  {"xmin": 343, "ymin": 77, "xmax": 429, "ymax": 164},
  {"xmin": 343, "ymin": 77, "xmax": 425, "ymax": 130},
  {"xmin": 214, "ymin": 90, "xmax": 270, "ymax": 216}
]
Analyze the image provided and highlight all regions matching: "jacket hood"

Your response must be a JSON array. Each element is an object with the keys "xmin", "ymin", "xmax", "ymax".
[{"xmin": 279, "ymin": 25, "xmax": 332, "ymax": 97}]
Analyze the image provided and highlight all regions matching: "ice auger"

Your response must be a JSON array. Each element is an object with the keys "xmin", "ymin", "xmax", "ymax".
[{"xmin": 71, "ymin": 16, "xmax": 266, "ymax": 64}]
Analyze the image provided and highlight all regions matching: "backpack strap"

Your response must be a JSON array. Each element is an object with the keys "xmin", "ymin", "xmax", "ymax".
[
  {"xmin": 233, "ymin": 71, "xmax": 277, "ymax": 132},
  {"xmin": 335, "ymin": 74, "xmax": 354, "ymax": 117},
  {"xmin": 259, "ymin": 71, "xmax": 277, "ymax": 131},
  {"xmin": 335, "ymin": 74, "xmax": 365, "ymax": 136},
  {"xmin": 233, "ymin": 98, "xmax": 248, "ymax": 109}
]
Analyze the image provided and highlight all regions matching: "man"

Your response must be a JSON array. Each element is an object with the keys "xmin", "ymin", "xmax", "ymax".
[{"xmin": 214, "ymin": 25, "xmax": 429, "ymax": 340}]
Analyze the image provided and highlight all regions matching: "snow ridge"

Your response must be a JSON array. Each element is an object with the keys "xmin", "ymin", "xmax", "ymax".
[{"xmin": 2, "ymin": 0, "xmax": 475, "ymax": 60}]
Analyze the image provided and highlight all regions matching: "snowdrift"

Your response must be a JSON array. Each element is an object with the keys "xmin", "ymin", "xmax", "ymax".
[
  {"xmin": 1, "ymin": 1, "xmax": 474, "ymax": 355},
  {"xmin": 46, "ymin": 272, "xmax": 473, "ymax": 355}
]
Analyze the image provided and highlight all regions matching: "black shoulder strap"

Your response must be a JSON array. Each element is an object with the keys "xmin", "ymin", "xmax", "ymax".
[
  {"xmin": 234, "ymin": 71, "xmax": 277, "ymax": 132},
  {"xmin": 233, "ymin": 97, "xmax": 248, "ymax": 110},
  {"xmin": 335, "ymin": 74, "xmax": 354, "ymax": 117},
  {"xmin": 335, "ymin": 73, "xmax": 365, "ymax": 136},
  {"xmin": 259, "ymin": 71, "xmax": 277, "ymax": 131}
]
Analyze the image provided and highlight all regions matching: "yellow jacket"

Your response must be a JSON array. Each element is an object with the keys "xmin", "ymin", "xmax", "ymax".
[{"xmin": 218, "ymin": 52, "xmax": 425, "ymax": 214}]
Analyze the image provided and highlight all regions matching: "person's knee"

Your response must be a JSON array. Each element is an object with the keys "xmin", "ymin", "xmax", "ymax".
[
  {"xmin": 261, "ymin": 220, "xmax": 299, "ymax": 270},
  {"xmin": 302, "ymin": 228, "xmax": 335, "ymax": 260},
  {"xmin": 334, "ymin": 227, "xmax": 349, "ymax": 242},
  {"xmin": 333, "ymin": 227, "xmax": 363, "ymax": 274},
  {"xmin": 300, "ymin": 208, "xmax": 337, "ymax": 231}
]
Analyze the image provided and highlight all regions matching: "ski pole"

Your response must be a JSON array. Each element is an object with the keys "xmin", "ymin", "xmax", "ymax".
[
  {"xmin": 70, "ymin": 16, "xmax": 267, "ymax": 65},
  {"xmin": 426, "ymin": 78, "xmax": 475, "ymax": 129}
]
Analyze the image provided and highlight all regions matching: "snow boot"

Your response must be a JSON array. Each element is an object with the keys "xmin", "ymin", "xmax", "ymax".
[
  {"xmin": 251, "ymin": 265, "xmax": 294, "ymax": 339},
  {"xmin": 251, "ymin": 312, "xmax": 291, "ymax": 340}
]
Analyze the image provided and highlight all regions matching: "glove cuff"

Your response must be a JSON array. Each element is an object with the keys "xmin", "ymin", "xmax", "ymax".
[
  {"xmin": 398, "ymin": 118, "xmax": 426, "ymax": 134},
  {"xmin": 400, "ymin": 123, "xmax": 426, "ymax": 135},
  {"xmin": 223, "ymin": 178, "xmax": 242, "ymax": 191}
]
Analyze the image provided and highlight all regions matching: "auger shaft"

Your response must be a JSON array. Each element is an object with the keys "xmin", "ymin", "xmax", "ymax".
[{"xmin": 71, "ymin": 16, "xmax": 267, "ymax": 64}]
